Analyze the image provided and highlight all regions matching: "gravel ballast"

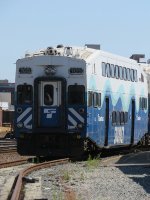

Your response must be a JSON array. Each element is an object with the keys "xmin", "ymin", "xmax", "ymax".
[{"xmin": 24, "ymin": 159, "xmax": 150, "ymax": 200}]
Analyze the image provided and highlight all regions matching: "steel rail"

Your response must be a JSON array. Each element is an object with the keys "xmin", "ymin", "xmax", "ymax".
[
  {"xmin": 0, "ymin": 139, "xmax": 16, "ymax": 154},
  {"xmin": 0, "ymin": 159, "xmax": 28, "ymax": 169},
  {"xmin": 0, "ymin": 148, "xmax": 17, "ymax": 153},
  {"xmin": 10, "ymin": 158, "xmax": 69, "ymax": 200}
]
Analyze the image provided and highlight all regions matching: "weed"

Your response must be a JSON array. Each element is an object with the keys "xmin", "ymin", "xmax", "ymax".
[
  {"xmin": 52, "ymin": 187, "xmax": 63, "ymax": 200},
  {"xmin": 80, "ymin": 172, "xmax": 85, "ymax": 181},
  {"xmin": 86, "ymin": 154, "xmax": 100, "ymax": 169},
  {"xmin": 62, "ymin": 170, "xmax": 70, "ymax": 181}
]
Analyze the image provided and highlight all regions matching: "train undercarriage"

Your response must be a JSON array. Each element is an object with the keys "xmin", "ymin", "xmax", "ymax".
[{"xmin": 16, "ymin": 131, "xmax": 150, "ymax": 158}]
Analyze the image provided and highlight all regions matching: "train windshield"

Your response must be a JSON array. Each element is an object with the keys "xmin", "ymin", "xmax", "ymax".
[
  {"xmin": 68, "ymin": 85, "xmax": 85, "ymax": 105},
  {"xmin": 17, "ymin": 84, "xmax": 32, "ymax": 104},
  {"xmin": 44, "ymin": 84, "xmax": 53, "ymax": 105}
]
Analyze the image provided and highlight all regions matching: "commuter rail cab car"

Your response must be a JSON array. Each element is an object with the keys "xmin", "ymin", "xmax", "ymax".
[{"xmin": 15, "ymin": 44, "xmax": 148, "ymax": 157}]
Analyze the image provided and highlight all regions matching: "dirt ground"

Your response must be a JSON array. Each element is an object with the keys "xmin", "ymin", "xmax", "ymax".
[{"xmin": 0, "ymin": 127, "xmax": 11, "ymax": 138}]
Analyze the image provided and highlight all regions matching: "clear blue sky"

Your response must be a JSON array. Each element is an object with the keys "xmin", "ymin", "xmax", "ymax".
[{"xmin": 0, "ymin": 0, "xmax": 150, "ymax": 82}]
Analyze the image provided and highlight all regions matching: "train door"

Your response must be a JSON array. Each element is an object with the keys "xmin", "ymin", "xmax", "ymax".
[
  {"xmin": 38, "ymin": 81, "xmax": 62, "ymax": 128},
  {"xmin": 104, "ymin": 97, "xmax": 109, "ymax": 146},
  {"xmin": 130, "ymin": 99, "xmax": 135, "ymax": 144}
]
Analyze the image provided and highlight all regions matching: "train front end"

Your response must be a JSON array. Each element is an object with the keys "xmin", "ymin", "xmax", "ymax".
[{"xmin": 15, "ymin": 46, "xmax": 87, "ymax": 157}]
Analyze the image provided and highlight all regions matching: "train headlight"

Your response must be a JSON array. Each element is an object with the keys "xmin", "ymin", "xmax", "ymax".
[
  {"xmin": 17, "ymin": 107, "xmax": 22, "ymax": 114},
  {"xmin": 79, "ymin": 108, "xmax": 84, "ymax": 113},
  {"xmin": 77, "ymin": 123, "xmax": 84, "ymax": 129},
  {"xmin": 17, "ymin": 122, "xmax": 24, "ymax": 128}
]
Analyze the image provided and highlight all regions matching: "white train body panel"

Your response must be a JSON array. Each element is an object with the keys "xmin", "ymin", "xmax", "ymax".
[{"xmin": 15, "ymin": 45, "xmax": 148, "ymax": 156}]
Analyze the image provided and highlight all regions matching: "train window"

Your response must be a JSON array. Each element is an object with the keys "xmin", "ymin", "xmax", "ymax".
[
  {"xmin": 116, "ymin": 111, "xmax": 120, "ymax": 125},
  {"xmin": 142, "ymin": 98, "xmax": 145, "ymax": 109},
  {"xmin": 123, "ymin": 67, "xmax": 127, "ymax": 80},
  {"xmin": 112, "ymin": 111, "xmax": 116, "ymax": 125},
  {"xmin": 98, "ymin": 93, "xmax": 101, "ymax": 107},
  {"xmin": 120, "ymin": 112, "xmax": 124, "ymax": 125},
  {"xmin": 134, "ymin": 70, "xmax": 138, "ymax": 82},
  {"xmin": 119, "ymin": 66, "xmax": 123, "ymax": 80},
  {"xmin": 142, "ymin": 98, "xmax": 147, "ymax": 110},
  {"xmin": 68, "ymin": 85, "xmax": 85, "ymax": 105},
  {"xmin": 17, "ymin": 84, "xmax": 33, "ymax": 105},
  {"xmin": 145, "ymin": 98, "xmax": 147, "ymax": 109},
  {"xmin": 141, "ymin": 73, "xmax": 144, "ymax": 82},
  {"xmin": 93, "ymin": 93, "xmax": 97, "ymax": 107},
  {"xmin": 139, "ymin": 97, "xmax": 142, "ymax": 109},
  {"xmin": 124, "ymin": 112, "xmax": 128, "ymax": 123},
  {"xmin": 93, "ymin": 93, "xmax": 101, "ymax": 107},
  {"xmin": 102, "ymin": 62, "xmax": 106, "ymax": 76},
  {"xmin": 93, "ymin": 63, "xmax": 96, "ymax": 74},
  {"xmin": 102, "ymin": 62, "xmax": 138, "ymax": 83},
  {"xmin": 88, "ymin": 91, "xmax": 93, "ymax": 107},
  {"xmin": 115, "ymin": 65, "xmax": 119, "ymax": 79},
  {"xmin": 106, "ymin": 63, "xmax": 111, "ymax": 77},
  {"xmin": 130, "ymin": 69, "xmax": 134, "ymax": 81},
  {"xmin": 110, "ymin": 64, "xmax": 115, "ymax": 78},
  {"xmin": 44, "ymin": 85, "xmax": 53, "ymax": 105},
  {"xmin": 126, "ymin": 68, "xmax": 131, "ymax": 81}
]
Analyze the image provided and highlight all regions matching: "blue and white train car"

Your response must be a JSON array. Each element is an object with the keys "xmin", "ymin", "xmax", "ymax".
[{"xmin": 14, "ymin": 45, "xmax": 148, "ymax": 156}]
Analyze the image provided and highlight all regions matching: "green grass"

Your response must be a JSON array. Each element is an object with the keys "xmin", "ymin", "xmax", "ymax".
[
  {"xmin": 52, "ymin": 191, "xmax": 63, "ymax": 200},
  {"xmin": 62, "ymin": 170, "xmax": 70, "ymax": 181},
  {"xmin": 86, "ymin": 154, "xmax": 100, "ymax": 169}
]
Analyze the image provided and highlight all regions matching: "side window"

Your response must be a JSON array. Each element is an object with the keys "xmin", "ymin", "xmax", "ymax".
[
  {"xmin": 115, "ymin": 65, "xmax": 119, "ymax": 79},
  {"xmin": 17, "ymin": 84, "xmax": 33, "ymax": 105},
  {"xmin": 93, "ymin": 93, "xmax": 101, "ymax": 107},
  {"xmin": 124, "ymin": 112, "xmax": 128, "ymax": 123},
  {"xmin": 68, "ymin": 85, "xmax": 85, "ymax": 105},
  {"xmin": 116, "ymin": 111, "xmax": 120, "ymax": 125},
  {"xmin": 130, "ymin": 69, "xmax": 134, "ymax": 81},
  {"xmin": 134, "ymin": 70, "xmax": 138, "ymax": 82},
  {"xmin": 93, "ymin": 93, "xmax": 97, "ymax": 107},
  {"xmin": 110, "ymin": 64, "xmax": 115, "ymax": 78},
  {"xmin": 112, "ymin": 111, "xmax": 128, "ymax": 125},
  {"xmin": 142, "ymin": 98, "xmax": 147, "ymax": 110},
  {"xmin": 102, "ymin": 62, "xmax": 106, "ymax": 76},
  {"xmin": 92, "ymin": 64, "xmax": 96, "ymax": 74},
  {"xmin": 88, "ymin": 91, "xmax": 93, "ymax": 107},
  {"xmin": 119, "ymin": 66, "xmax": 123, "ymax": 80},
  {"xmin": 141, "ymin": 73, "xmax": 144, "ymax": 82},
  {"xmin": 120, "ymin": 112, "xmax": 124, "ymax": 125},
  {"xmin": 106, "ymin": 63, "xmax": 111, "ymax": 77},
  {"xmin": 97, "ymin": 93, "xmax": 101, "ymax": 107},
  {"xmin": 139, "ymin": 97, "xmax": 142, "ymax": 109},
  {"xmin": 112, "ymin": 111, "xmax": 116, "ymax": 125},
  {"xmin": 126, "ymin": 68, "xmax": 131, "ymax": 81},
  {"xmin": 142, "ymin": 98, "xmax": 144, "ymax": 109},
  {"xmin": 145, "ymin": 98, "xmax": 147, "ymax": 109},
  {"xmin": 140, "ymin": 97, "xmax": 147, "ymax": 110},
  {"xmin": 44, "ymin": 85, "xmax": 53, "ymax": 105},
  {"xmin": 123, "ymin": 67, "xmax": 127, "ymax": 80}
]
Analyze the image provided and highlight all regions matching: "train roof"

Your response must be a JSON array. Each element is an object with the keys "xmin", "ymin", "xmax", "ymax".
[{"xmin": 19, "ymin": 45, "xmax": 138, "ymax": 65}]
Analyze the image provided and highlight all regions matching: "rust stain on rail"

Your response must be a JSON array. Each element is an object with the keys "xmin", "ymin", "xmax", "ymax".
[
  {"xmin": 0, "ymin": 159, "xmax": 28, "ymax": 169},
  {"xmin": 10, "ymin": 158, "xmax": 69, "ymax": 200}
]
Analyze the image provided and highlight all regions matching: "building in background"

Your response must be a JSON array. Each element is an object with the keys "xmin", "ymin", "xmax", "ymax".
[
  {"xmin": 0, "ymin": 79, "xmax": 14, "ymax": 111},
  {"xmin": 0, "ymin": 80, "xmax": 15, "ymax": 126}
]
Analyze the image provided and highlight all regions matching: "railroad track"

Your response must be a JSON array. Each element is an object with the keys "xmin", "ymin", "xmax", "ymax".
[
  {"xmin": 9, "ymin": 158, "xmax": 69, "ymax": 200},
  {"xmin": 0, "ymin": 158, "xmax": 29, "ymax": 169},
  {"xmin": 3, "ymin": 148, "xmax": 150, "ymax": 200},
  {"xmin": 0, "ymin": 139, "xmax": 17, "ymax": 153}
]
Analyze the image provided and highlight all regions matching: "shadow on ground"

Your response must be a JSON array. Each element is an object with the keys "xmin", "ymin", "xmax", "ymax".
[{"xmin": 116, "ymin": 151, "xmax": 150, "ymax": 194}]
